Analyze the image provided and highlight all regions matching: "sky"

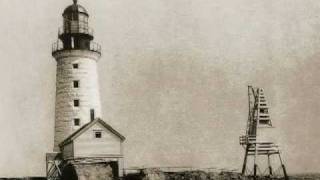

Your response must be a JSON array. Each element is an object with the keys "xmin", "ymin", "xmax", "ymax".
[{"xmin": 0, "ymin": 0, "xmax": 319, "ymax": 177}]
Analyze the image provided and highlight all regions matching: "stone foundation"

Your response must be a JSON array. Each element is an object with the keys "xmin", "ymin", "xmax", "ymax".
[{"xmin": 61, "ymin": 162, "xmax": 113, "ymax": 180}]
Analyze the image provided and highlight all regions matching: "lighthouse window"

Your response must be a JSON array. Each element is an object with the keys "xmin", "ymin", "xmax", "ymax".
[
  {"xmin": 260, "ymin": 108, "xmax": 268, "ymax": 114},
  {"xmin": 259, "ymin": 115, "xmax": 269, "ymax": 118},
  {"xmin": 95, "ymin": 131, "xmax": 102, "ymax": 138},
  {"xmin": 73, "ymin": 64, "xmax": 78, "ymax": 69},
  {"xmin": 74, "ymin": 99, "xmax": 79, "ymax": 107},
  {"xmin": 73, "ymin": 81, "xmax": 79, "ymax": 88},
  {"xmin": 74, "ymin": 118, "xmax": 80, "ymax": 126}
]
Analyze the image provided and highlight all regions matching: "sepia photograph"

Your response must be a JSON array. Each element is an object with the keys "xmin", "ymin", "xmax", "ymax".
[{"xmin": 0, "ymin": 0, "xmax": 319, "ymax": 179}]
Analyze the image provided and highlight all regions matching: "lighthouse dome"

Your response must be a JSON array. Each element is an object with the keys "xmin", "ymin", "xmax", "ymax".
[{"xmin": 63, "ymin": 3, "xmax": 88, "ymax": 16}]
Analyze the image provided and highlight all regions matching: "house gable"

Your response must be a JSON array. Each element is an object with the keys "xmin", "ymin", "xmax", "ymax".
[
  {"xmin": 59, "ymin": 118, "xmax": 125, "ymax": 148},
  {"xmin": 59, "ymin": 118, "xmax": 125, "ymax": 158},
  {"xmin": 73, "ymin": 123, "xmax": 123, "ymax": 157}
]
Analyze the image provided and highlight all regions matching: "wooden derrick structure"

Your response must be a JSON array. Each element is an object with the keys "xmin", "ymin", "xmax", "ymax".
[{"xmin": 239, "ymin": 86, "xmax": 289, "ymax": 180}]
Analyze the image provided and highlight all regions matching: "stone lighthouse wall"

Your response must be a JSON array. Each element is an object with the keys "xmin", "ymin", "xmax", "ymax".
[{"xmin": 53, "ymin": 50, "xmax": 102, "ymax": 151}]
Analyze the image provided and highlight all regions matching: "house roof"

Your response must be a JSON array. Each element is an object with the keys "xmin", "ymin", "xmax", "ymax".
[{"xmin": 59, "ymin": 118, "xmax": 125, "ymax": 147}]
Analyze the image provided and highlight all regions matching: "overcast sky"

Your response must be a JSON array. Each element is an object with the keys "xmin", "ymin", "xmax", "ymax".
[{"xmin": 0, "ymin": 0, "xmax": 319, "ymax": 177}]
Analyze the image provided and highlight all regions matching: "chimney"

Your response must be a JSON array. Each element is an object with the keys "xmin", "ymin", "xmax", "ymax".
[{"xmin": 90, "ymin": 109, "xmax": 95, "ymax": 121}]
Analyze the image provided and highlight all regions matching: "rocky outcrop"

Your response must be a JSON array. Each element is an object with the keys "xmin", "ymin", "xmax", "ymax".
[
  {"xmin": 123, "ymin": 169, "xmax": 299, "ymax": 180},
  {"xmin": 124, "ymin": 169, "xmax": 242, "ymax": 180}
]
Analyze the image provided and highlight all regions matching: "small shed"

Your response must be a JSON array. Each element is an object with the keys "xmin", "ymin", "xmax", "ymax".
[{"xmin": 59, "ymin": 118, "xmax": 125, "ymax": 177}]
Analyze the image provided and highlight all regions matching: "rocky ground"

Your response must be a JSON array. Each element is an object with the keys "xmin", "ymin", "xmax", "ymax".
[
  {"xmin": 123, "ymin": 169, "xmax": 320, "ymax": 180},
  {"xmin": 1, "ymin": 172, "xmax": 320, "ymax": 180}
]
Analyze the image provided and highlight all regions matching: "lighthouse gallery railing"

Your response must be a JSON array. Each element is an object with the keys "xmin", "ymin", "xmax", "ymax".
[{"xmin": 52, "ymin": 40, "xmax": 101, "ymax": 54}]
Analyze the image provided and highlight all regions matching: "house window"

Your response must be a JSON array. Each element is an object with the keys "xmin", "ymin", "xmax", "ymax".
[
  {"xmin": 74, "ymin": 99, "xmax": 79, "ymax": 107},
  {"xmin": 94, "ymin": 131, "xmax": 102, "ymax": 138},
  {"xmin": 73, "ymin": 80, "xmax": 79, "ymax": 88},
  {"xmin": 74, "ymin": 118, "xmax": 80, "ymax": 126},
  {"xmin": 73, "ymin": 64, "xmax": 78, "ymax": 69},
  {"xmin": 95, "ymin": 131, "xmax": 102, "ymax": 138}
]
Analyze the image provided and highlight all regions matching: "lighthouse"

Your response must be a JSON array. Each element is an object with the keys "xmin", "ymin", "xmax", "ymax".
[
  {"xmin": 47, "ymin": 1, "xmax": 125, "ymax": 179},
  {"xmin": 52, "ymin": 0, "xmax": 102, "ymax": 151}
]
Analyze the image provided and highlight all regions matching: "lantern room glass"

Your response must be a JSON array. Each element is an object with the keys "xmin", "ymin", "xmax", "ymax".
[{"xmin": 63, "ymin": 13, "xmax": 89, "ymax": 34}]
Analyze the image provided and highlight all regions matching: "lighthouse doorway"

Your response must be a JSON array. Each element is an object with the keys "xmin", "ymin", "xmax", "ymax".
[
  {"xmin": 110, "ymin": 161, "xmax": 119, "ymax": 178},
  {"xmin": 61, "ymin": 164, "xmax": 77, "ymax": 180}
]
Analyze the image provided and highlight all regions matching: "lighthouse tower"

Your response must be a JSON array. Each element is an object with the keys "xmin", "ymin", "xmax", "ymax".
[
  {"xmin": 47, "ymin": 1, "xmax": 125, "ymax": 179},
  {"xmin": 52, "ymin": 0, "xmax": 102, "ymax": 151}
]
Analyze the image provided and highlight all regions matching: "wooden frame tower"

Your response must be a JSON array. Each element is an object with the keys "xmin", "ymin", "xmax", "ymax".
[{"xmin": 239, "ymin": 86, "xmax": 289, "ymax": 180}]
